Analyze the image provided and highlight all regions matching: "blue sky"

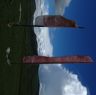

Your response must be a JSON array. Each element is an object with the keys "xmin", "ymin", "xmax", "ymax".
[
  {"xmin": 50, "ymin": 0, "xmax": 96, "ymax": 95},
  {"xmin": 53, "ymin": 0, "xmax": 96, "ymax": 57},
  {"xmin": 34, "ymin": 0, "xmax": 96, "ymax": 95}
]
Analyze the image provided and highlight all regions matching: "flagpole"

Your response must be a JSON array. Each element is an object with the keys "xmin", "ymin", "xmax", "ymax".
[
  {"xmin": 7, "ymin": 23, "xmax": 84, "ymax": 28},
  {"xmin": 7, "ymin": 23, "xmax": 45, "ymax": 28}
]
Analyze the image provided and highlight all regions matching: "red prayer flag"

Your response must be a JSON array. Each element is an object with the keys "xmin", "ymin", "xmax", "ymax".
[{"xmin": 23, "ymin": 55, "xmax": 93, "ymax": 64}]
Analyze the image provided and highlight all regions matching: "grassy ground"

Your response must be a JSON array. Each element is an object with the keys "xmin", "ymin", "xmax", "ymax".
[{"xmin": 0, "ymin": 0, "xmax": 39, "ymax": 95}]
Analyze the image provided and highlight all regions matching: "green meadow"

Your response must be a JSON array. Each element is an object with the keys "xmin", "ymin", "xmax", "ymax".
[{"xmin": 0, "ymin": 0, "xmax": 39, "ymax": 95}]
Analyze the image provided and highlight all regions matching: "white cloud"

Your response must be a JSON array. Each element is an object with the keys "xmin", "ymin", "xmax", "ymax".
[
  {"xmin": 55, "ymin": 0, "xmax": 72, "ymax": 15},
  {"xmin": 34, "ymin": 0, "xmax": 53, "ymax": 56},
  {"xmin": 39, "ymin": 64, "xmax": 88, "ymax": 95},
  {"xmin": 33, "ymin": 0, "xmax": 49, "ymax": 24},
  {"xmin": 35, "ymin": 27, "xmax": 53, "ymax": 56}
]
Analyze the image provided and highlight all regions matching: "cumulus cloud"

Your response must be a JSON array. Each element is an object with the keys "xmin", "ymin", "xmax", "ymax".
[
  {"xmin": 55, "ymin": 0, "xmax": 72, "ymax": 15},
  {"xmin": 33, "ymin": 0, "xmax": 49, "ymax": 24},
  {"xmin": 34, "ymin": 0, "xmax": 53, "ymax": 56},
  {"xmin": 39, "ymin": 64, "xmax": 87, "ymax": 95},
  {"xmin": 35, "ymin": 27, "xmax": 53, "ymax": 56}
]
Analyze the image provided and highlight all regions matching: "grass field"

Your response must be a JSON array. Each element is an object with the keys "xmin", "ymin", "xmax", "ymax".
[{"xmin": 0, "ymin": 0, "xmax": 39, "ymax": 95}]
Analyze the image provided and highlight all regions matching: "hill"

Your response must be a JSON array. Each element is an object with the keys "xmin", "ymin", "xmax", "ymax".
[{"xmin": 0, "ymin": 0, "xmax": 39, "ymax": 95}]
